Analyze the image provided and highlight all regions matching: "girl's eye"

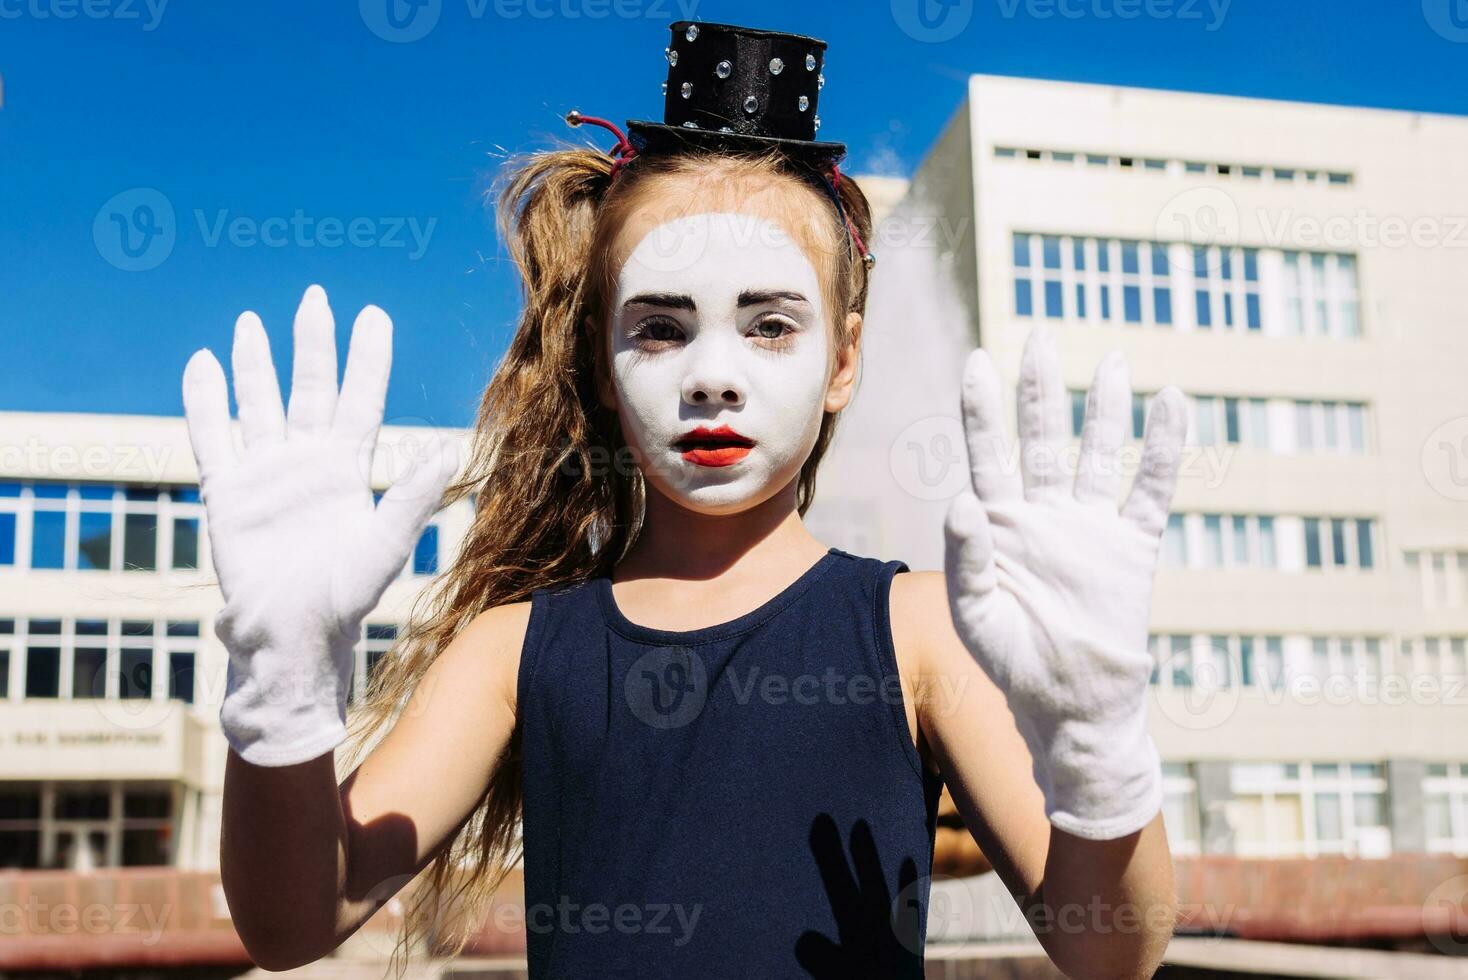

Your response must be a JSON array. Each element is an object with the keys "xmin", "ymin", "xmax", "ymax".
[
  {"xmin": 632, "ymin": 317, "xmax": 684, "ymax": 344},
  {"xmin": 751, "ymin": 317, "xmax": 795, "ymax": 342}
]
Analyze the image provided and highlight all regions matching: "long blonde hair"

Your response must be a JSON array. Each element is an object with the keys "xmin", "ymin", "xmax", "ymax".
[{"xmin": 345, "ymin": 138, "xmax": 875, "ymax": 969}]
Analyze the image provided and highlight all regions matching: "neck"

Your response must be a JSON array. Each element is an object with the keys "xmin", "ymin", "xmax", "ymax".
[{"xmin": 614, "ymin": 476, "xmax": 828, "ymax": 583}]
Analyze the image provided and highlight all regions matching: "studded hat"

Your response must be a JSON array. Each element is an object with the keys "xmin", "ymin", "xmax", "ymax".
[{"xmin": 565, "ymin": 21, "xmax": 873, "ymax": 268}]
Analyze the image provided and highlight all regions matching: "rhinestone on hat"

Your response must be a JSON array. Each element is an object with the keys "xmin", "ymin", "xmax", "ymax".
[
  {"xmin": 681, "ymin": 82, "xmax": 693, "ymax": 99},
  {"xmin": 743, "ymin": 95, "xmax": 758, "ymax": 114},
  {"xmin": 769, "ymin": 57, "xmax": 784, "ymax": 75},
  {"xmin": 798, "ymin": 95, "xmax": 809, "ymax": 112},
  {"xmin": 667, "ymin": 48, "xmax": 678, "ymax": 66},
  {"xmin": 806, "ymin": 53, "xmax": 817, "ymax": 71},
  {"xmin": 818, "ymin": 74, "xmax": 825, "ymax": 90},
  {"xmin": 682, "ymin": 120, "xmax": 699, "ymax": 129},
  {"xmin": 685, "ymin": 24, "xmax": 699, "ymax": 42},
  {"xmin": 814, "ymin": 116, "xmax": 822, "ymax": 131},
  {"xmin": 716, "ymin": 60, "xmax": 732, "ymax": 79}
]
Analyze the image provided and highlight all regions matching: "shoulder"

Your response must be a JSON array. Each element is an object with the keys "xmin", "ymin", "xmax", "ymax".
[
  {"xmin": 430, "ymin": 598, "xmax": 535, "ymax": 714},
  {"xmin": 888, "ymin": 568, "xmax": 950, "ymax": 653}
]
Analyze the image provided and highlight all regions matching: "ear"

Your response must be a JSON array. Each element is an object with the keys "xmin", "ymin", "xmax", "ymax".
[
  {"xmin": 585, "ymin": 313, "xmax": 618, "ymax": 410},
  {"xmin": 824, "ymin": 311, "xmax": 863, "ymax": 414}
]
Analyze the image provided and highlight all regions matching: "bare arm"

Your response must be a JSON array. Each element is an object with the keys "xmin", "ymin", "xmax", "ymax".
[
  {"xmin": 896, "ymin": 571, "xmax": 1175, "ymax": 980},
  {"xmin": 220, "ymin": 601, "xmax": 528, "ymax": 971}
]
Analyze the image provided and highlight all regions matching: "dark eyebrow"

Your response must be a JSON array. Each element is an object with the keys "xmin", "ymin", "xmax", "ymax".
[
  {"xmin": 621, "ymin": 290, "xmax": 810, "ymax": 312},
  {"xmin": 623, "ymin": 292, "xmax": 695, "ymax": 311},
  {"xmin": 738, "ymin": 289, "xmax": 810, "ymax": 307}
]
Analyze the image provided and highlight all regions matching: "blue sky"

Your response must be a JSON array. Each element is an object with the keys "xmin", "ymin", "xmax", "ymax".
[{"xmin": 2, "ymin": 0, "xmax": 1464, "ymax": 427}]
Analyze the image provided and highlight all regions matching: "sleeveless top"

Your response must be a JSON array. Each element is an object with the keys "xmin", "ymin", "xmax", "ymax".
[{"xmin": 516, "ymin": 547, "xmax": 944, "ymax": 979}]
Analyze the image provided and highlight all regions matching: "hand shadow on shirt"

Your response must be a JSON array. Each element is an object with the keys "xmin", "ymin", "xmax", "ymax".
[{"xmin": 795, "ymin": 813, "xmax": 924, "ymax": 978}]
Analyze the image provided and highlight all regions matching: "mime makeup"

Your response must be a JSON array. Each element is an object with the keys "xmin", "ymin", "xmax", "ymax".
[{"xmin": 607, "ymin": 210, "xmax": 833, "ymax": 515}]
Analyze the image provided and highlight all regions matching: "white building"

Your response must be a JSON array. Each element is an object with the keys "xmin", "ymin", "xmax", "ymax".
[
  {"xmin": 0, "ymin": 412, "xmax": 473, "ymax": 871},
  {"xmin": 809, "ymin": 74, "xmax": 1468, "ymax": 864}
]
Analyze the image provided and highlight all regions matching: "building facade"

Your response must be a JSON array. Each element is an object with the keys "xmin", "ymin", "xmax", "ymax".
[
  {"xmin": 808, "ymin": 74, "xmax": 1468, "ymax": 868},
  {"xmin": 0, "ymin": 411, "xmax": 472, "ymax": 872}
]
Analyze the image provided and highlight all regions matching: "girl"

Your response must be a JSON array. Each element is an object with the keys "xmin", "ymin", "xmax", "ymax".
[{"xmin": 181, "ymin": 21, "xmax": 1183, "ymax": 979}]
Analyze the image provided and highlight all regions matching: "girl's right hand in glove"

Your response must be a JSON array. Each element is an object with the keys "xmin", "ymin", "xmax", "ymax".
[{"xmin": 182, "ymin": 284, "xmax": 457, "ymax": 767}]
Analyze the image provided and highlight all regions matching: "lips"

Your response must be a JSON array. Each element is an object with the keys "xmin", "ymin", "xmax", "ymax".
[{"xmin": 673, "ymin": 424, "xmax": 755, "ymax": 467}]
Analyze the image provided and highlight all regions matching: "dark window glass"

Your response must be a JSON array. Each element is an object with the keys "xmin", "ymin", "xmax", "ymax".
[
  {"xmin": 31, "ymin": 620, "xmax": 62, "ymax": 636},
  {"xmin": 31, "ymin": 511, "xmax": 66, "ymax": 570},
  {"xmin": 1154, "ymin": 288, "xmax": 1172, "ymax": 325},
  {"xmin": 122, "ymin": 620, "xmax": 154, "ymax": 637},
  {"xmin": 57, "ymin": 790, "xmax": 110, "ymax": 820},
  {"xmin": 1331, "ymin": 519, "xmax": 1348, "ymax": 567},
  {"xmin": 120, "ymin": 648, "xmax": 153, "ymax": 700},
  {"xmin": 1044, "ymin": 280, "xmax": 1064, "ymax": 319},
  {"xmin": 0, "ymin": 831, "xmax": 41, "ymax": 868},
  {"xmin": 168, "ymin": 652, "xmax": 195, "ymax": 704},
  {"xmin": 1304, "ymin": 518, "xmax": 1322, "ymax": 568},
  {"xmin": 1356, "ymin": 521, "xmax": 1374, "ymax": 569},
  {"xmin": 0, "ymin": 513, "xmax": 15, "ymax": 566},
  {"xmin": 166, "ymin": 621, "xmax": 200, "ymax": 637},
  {"xmin": 0, "ymin": 482, "xmax": 21, "ymax": 497},
  {"xmin": 1012, "ymin": 233, "xmax": 1030, "ymax": 268},
  {"xmin": 0, "ymin": 787, "xmax": 41, "ymax": 819},
  {"xmin": 32, "ymin": 484, "xmax": 67, "ymax": 500},
  {"xmin": 123, "ymin": 514, "xmax": 157, "ymax": 571},
  {"xmin": 1099, "ymin": 285, "xmax": 1111, "ymax": 320},
  {"xmin": 172, "ymin": 487, "xmax": 200, "ymax": 504},
  {"xmin": 78, "ymin": 485, "xmax": 114, "ymax": 501},
  {"xmin": 73, "ymin": 648, "xmax": 107, "ymax": 699},
  {"xmin": 1042, "ymin": 236, "xmax": 1061, "ymax": 270},
  {"xmin": 1122, "ymin": 241, "xmax": 1139, "ymax": 274},
  {"xmin": 1246, "ymin": 294, "xmax": 1261, "ymax": 331},
  {"xmin": 77, "ymin": 513, "xmax": 113, "ymax": 570},
  {"xmin": 1070, "ymin": 390, "xmax": 1086, "ymax": 437},
  {"xmin": 1015, "ymin": 279, "xmax": 1032, "ymax": 317},
  {"xmin": 1195, "ymin": 290, "xmax": 1212, "ymax": 328},
  {"xmin": 76, "ymin": 619, "xmax": 107, "ymax": 636},
  {"xmin": 172, "ymin": 518, "xmax": 199, "ymax": 570},
  {"xmin": 123, "ymin": 487, "xmax": 160, "ymax": 502},
  {"xmin": 366, "ymin": 624, "xmax": 398, "ymax": 641},
  {"xmin": 122, "ymin": 828, "xmax": 171, "ymax": 867},
  {"xmin": 413, "ymin": 527, "xmax": 440, "ymax": 576},
  {"xmin": 25, "ymin": 649, "xmax": 59, "ymax": 698},
  {"xmin": 1123, "ymin": 286, "xmax": 1142, "ymax": 323},
  {"xmin": 123, "ymin": 789, "xmax": 172, "ymax": 819}
]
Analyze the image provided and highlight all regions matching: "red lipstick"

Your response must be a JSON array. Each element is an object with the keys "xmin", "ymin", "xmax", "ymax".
[{"xmin": 673, "ymin": 424, "xmax": 755, "ymax": 468}]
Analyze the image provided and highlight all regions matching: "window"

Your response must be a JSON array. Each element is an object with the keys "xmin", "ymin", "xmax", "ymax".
[
  {"xmin": 1163, "ymin": 514, "xmax": 1188, "ymax": 568},
  {"xmin": 1302, "ymin": 517, "xmax": 1375, "ymax": 571},
  {"xmin": 0, "ymin": 483, "xmax": 203, "ymax": 574},
  {"xmin": 1230, "ymin": 761, "xmax": 1390, "ymax": 858},
  {"xmin": 412, "ymin": 526, "xmax": 439, "ymax": 577},
  {"xmin": 1167, "ymin": 514, "xmax": 1278, "ymax": 569},
  {"xmin": 2, "ymin": 618, "xmax": 199, "ymax": 704},
  {"xmin": 1280, "ymin": 250, "xmax": 1361, "ymax": 339},
  {"xmin": 351, "ymin": 623, "xmax": 400, "ymax": 704},
  {"xmin": 1424, "ymin": 763, "xmax": 1468, "ymax": 856},
  {"xmin": 1162, "ymin": 763, "xmax": 1201, "ymax": 855}
]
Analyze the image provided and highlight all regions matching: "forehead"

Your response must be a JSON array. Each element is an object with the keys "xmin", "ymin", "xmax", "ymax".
[{"xmin": 614, "ymin": 211, "xmax": 822, "ymax": 301}]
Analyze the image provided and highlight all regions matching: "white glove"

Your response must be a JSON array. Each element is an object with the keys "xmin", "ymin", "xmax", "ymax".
[
  {"xmin": 943, "ymin": 325, "xmax": 1186, "ymax": 840},
  {"xmin": 182, "ymin": 285, "xmax": 456, "ymax": 767}
]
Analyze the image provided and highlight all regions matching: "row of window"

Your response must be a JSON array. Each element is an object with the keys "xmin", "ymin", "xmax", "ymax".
[
  {"xmin": 1012, "ymin": 233, "xmax": 1362, "ymax": 340},
  {"xmin": 0, "ymin": 617, "xmax": 402, "ymax": 705},
  {"xmin": 0, "ymin": 781, "xmax": 176, "ymax": 870},
  {"xmin": 993, "ymin": 145, "xmax": 1354, "ymax": 187},
  {"xmin": 1162, "ymin": 513, "xmax": 1376, "ymax": 572},
  {"xmin": 1145, "ymin": 633, "xmax": 1468, "ymax": 692},
  {"xmin": 1404, "ymin": 550, "xmax": 1468, "ymax": 611},
  {"xmin": 0, "ymin": 481, "xmax": 442, "ymax": 578},
  {"xmin": 1067, "ymin": 390, "xmax": 1371, "ymax": 455}
]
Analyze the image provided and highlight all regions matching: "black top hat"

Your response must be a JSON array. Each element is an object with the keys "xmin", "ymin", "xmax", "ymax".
[{"xmin": 622, "ymin": 21, "xmax": 846, "ymax": 171}]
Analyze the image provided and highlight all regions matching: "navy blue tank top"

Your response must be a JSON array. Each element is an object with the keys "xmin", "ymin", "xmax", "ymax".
[{"xmin": 516, "ymin": 546, "xmax": 944, "ymax": 978}]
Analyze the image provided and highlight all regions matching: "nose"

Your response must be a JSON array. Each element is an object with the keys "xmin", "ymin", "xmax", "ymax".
[{"xmin": 681, "ymin": 344, "xmax": 746, "ymax": 407}]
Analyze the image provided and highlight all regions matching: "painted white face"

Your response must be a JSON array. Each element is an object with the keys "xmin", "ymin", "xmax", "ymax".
[{"xmin": 608, "ymin": 211, "xmax": 832, "ymax": 515}]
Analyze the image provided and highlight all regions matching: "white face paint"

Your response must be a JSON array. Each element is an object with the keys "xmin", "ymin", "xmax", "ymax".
[{"xmin": 607, "ymin": 211, "xmax": 832, "ymax": 515}]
